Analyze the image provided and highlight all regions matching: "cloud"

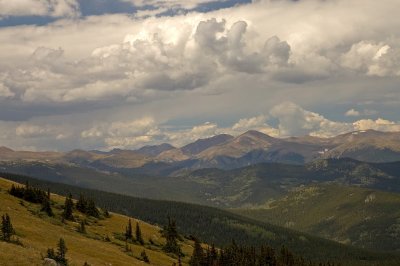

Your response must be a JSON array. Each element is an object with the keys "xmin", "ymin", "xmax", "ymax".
[
  {"xmin": 270, "ymin": 102, "xmax": 400, "ymax": 138},
  {"xmin": 1, "ymin": 0, "xmax": 400, "ymax": 151},
  {"xmin": 14, "ymin": 122, "xmax": 70, "ymax": 141},
  {"xmin": 1, "ymin": 0, "xmax": 400, "ymax": 113},
  {"xmin": 270, "ymin": 102, "xmax": 353, "ymax": 137},
  {"xmin": 3, "ymin": 101, "xmax": 400, "ymax": 151},
  {"xmin": 0, "ymin": 83, "xmax": 14, "ymax": 98},
  {"xmin": 0, "ymin": 0, "xmax": 80, "ymax": 19},
  {"xmin": 353, "ymin": 118, "xmax": 400, "ymax": 132},
  {"xmin": 230, "ymin": 115, "xmax": 279, "ymax": 136},
  {"xmin": 345, "ymin": 109, "xmax": 360, "ymax": 117},
  {"xmin": 1, "ymin": 17, "xmax": 293, "ymax": 106},
  {"xmin": 345, "ymin": 108, "xmax": 378, "ymax": 117},
  {"xmin": 126, "ymin": 0, "xmax": 231, "ymax": 11},
  {"xmin": 81, "ymin": 117, "xmax": 162, "ymax": 149}
]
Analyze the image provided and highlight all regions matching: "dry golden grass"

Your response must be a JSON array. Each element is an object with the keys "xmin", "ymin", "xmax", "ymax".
[{"xmin": 0, "ymin": 177, "xmax": 195, "ymax": 266}]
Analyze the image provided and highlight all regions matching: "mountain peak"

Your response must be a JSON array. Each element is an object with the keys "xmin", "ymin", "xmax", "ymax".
[
  {"xmin": 181, "ymin": 134, "xmax": 234, "ymax": 155},
  {"xmin": 237, "ymin": 130, "xmax": 276, "ymax": 142},
  {"xmin": 0, "ymin": 146, "xmax": 14, "ymax": 153},
  {"xmin": 136, "ymin": 143, "xmax": 175, "ymax": 157}
]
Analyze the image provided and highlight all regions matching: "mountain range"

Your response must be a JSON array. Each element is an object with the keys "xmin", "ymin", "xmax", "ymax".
[{"xmin": 2, "ymin": 129, "xmax": 400, "ymax": 175}]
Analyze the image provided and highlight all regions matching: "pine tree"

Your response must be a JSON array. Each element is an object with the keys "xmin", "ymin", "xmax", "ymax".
[
  {"xmin": 47, "ymin": 238, "xmax": 68, "ymax": 266},
  {"xmin": 1, "ymin": 213, "xmax": 14, "ymax": 242},
  {"xmin": 189, "ymin": 238, "xmax": 205, "ymax": 266},
  {"xmin": 178, "ymin": 254, "xmax": 182, "ymax": 266},
  {"xmin": 62, "ymin": 193, "xmax": 74, "ymax": 221},
  {"xmin": 76, "ymin": 194, "xmax": 87, "ymax": 213},
  {"xmin": 136, "ymin": 222, "xmax": 144, "ymax": 245},
  {"xmin": 140, "ymin": 250, "xmax": 150, "ymax": 263},
  {"xmin": 47, "ymin": 248, "xmax": 56, "ymax": 260},
  {"xmin": 163, "ymin": 217, "xmax": 181, "ymax": 255},
  {"xmin": 279, "ymin": 245, "xmax": 294, "ymax": 266},
  {"xmin": 41, "ymin": 197, "xmax": 54, "ymax": 217},
  {"xmin": 125, "ymin": 219, "xmax": 133, "ymax": 240},
  {"xmin": 78, "ymin": 220, "xmax": 86, "ymax": 234},
  {"xmin": 86, "ymin": 199, "xmax": 99, "ymax": 218},
  {"xmin": 56, "ymin": 238, "xmax": 68, "ymax": 266}
]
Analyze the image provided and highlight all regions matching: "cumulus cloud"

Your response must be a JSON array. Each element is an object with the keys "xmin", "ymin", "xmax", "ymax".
[
  {"xmin": 1, "ymin": 17, "xmax": 293, "ymax": 106},
  {"xmin": 1, "ymin": 0, "xmax": 400, "ymax": 151},
  {"xmin": 81, "ymin": 117, "xmax": 162, "ymax": 149},
  {"xmin": 230, "ymin": 115, "xmax": 279, "ymax": 136},
  {"xmin": 270, "ymin": 102, "xmax": 400, "ymax": 138},
  {"xmin": 1, "ymin": 0, "xmax": 400, "ymax": 111},
  {"xmin": 353, "ymin": 118, "xmax": 400, "ymax": 132},
  {"xmin": 345, "ymin": 108, "xmax": 377, "ymax": 117},
  {"xmin": 345, "ymin": 109, "xmax": 360, "ymax": 117},
  {"xmin": 270, "ymin": 102, "xmax": 353, "ymax": 137},
  {"xmin": 0, "ymin": 0, "xmax": 80, "ymax": 19}
]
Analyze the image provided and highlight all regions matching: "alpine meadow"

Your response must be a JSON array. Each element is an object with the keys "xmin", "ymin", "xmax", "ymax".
[{"xmin": 1, "ymin": 0, "xmax": 400, "ymax": 265}]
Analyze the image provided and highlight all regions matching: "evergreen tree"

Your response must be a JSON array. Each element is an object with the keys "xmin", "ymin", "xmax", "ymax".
[
  {"xmin": 103, "ymin": 209, "xmax": 110, "ymax": 218},
  {"xmin": 163, "ymin": 217, "xmax": 181, "ymax": 255},
  {"xmin": 41, "ymin": 197, "xmax": 54, "ymax": 217},
  {"xmin": 46, "ymin": 248, "xmax": 56, "ymax": 260},
  {"xmin": 62, "ymin": 193, "xmax": 74, "ymax": 221},
  {"xmin": 178, "ymin": 254, "xmax": 182, "ymax": 266},
  {"xmin": 189, "ymin": 238, "xmax": 205, "ymax": 266},
  {"xmin": 136, "ymin": 222, "xmax": 144, "ymax": 245},
  {"xmin": 1, "ymin": 213, "xmax": 14, "ymax": 242},
  {"xmin": 279, "ymin": 245, "xmax": 294, "ymax": 266},
  {"xmin": 78, "ymin": 220, "xmax": 86, "ymax": 234},
  {"xmin": 56, "ymin": 238, "xmax": 68, "ymax": 266},
  {"xmin": 76, "ymin": 194, "xmax": 87, "ymax": 213},
  {"xmin": 86, "ymin": 199, "xmax": 100, "ymax": 218},
  {"xmin": 125, "ymin": 219, "xmax": 133, "ymax": 240},
  {"xmin": 210, "ymin": 244, "xmax": 217, "ymax": 262},
  {"xmin": 140, "ymin": 250, "xmax": 150, "ymax": 263},
  {"xmin": 47, "ymin": 238, "xmax": 68, "ymax": 266}
]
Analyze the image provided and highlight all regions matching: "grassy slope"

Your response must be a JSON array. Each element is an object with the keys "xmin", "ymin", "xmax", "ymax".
[
  {"xmin": 0, "ymin": 177, "xmax": 195, "ymax": 266},
  {"xmin": 1, "ymin": 173, "xmax": 400, "ymax": 265},
  {"xmin": 233, "ymin": 184, "xmax": 400, "ymax": 251}
]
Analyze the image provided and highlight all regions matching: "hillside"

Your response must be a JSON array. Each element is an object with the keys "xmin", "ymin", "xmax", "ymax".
[
  {"xmin": 0, "ymin": 177, "xmax": 198, "ymax": 265},
  {"xmin": 234, "ymin": 184, "xmax": 400, "ymax": 251},
  {"xmin": 2, "ymin": 158, "xmax": 400, "ymax": 209},
  {"xmin": 1, "ymin": 173, "xmax": 399, "ymax": 265}
]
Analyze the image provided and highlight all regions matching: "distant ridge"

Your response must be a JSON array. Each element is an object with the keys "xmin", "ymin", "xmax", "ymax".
[{"xmin": 2, "ymin": 130, "xmax": 400, "ymax": 170}]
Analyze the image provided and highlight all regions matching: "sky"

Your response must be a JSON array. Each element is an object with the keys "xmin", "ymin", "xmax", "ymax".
[{"xmin": 1, "ymin": 0, "xmax": 400, "ymax": 151}]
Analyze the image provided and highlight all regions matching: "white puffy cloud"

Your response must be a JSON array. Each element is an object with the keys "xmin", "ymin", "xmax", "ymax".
[
  {"xmin": 81, "ymin": 117, "xmax": 162, "ymax": 149},
  {"xmin": 345, "ymin": 109, "xmax": 360, "ymax": 117},
  {"xmin": 1, "ymin": 0, "xmax": 400, "ymax": 111},
  {"xmin": 1, "ymin": 17, "xmax": 293, "ymax": 105},
  {"xmin": 0, "ymin": 0, "xmax": 80, "ymax": 19},
  {"xmin": 270, "ymin": 102, "xmax": 400, "ymax": 138},
  {"xmin": 270, "ymin": 102, "xmax": 353, "ymax": 137},
  {"xmin": 1, "ymin": 0, "xmax": 400, "ymax": 151},
  {"xmin": 353, "ymin": 118, "xmax": 400, "ymax": 132},
  {"xmin": 345, "ymin": 108, "xmax": 378, "ymax": 117},
  {"xmin": 230, "ymin": 115, "xmax": 279, "ymax": 136}
]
